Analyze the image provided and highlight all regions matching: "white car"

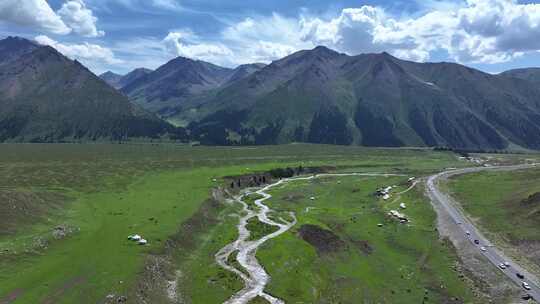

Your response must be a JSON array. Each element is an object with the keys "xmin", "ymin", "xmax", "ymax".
[
  {"xmin": 480, "ymin": 246, "xmax": 487, "ymax": 252},
  {"xmin": 522, "ymin": 282, "xmax": 531, "ymax": 290},
  {"xmin": 498, "ymin": 263, "xmax": 506, "ymax": 270},
  {"xmin": 465, "ymin": 231, "xmax": 471, "ymax": 236}
]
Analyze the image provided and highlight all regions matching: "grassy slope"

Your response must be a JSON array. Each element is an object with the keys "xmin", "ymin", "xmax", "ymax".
[
  {"xmin": 447, "ymin": 168, "xmax": 540, "ymax": 241},
  {"xmin": 0, "ymin": 144, "xmax": 471, "ymax": 303},
  {"xmin": 446, "ymin": 168, "xmax": 540, "ymax": 275},
  {"xmin": 256, "ymin": 176, "xmax": 477, "ymax": 303},
  {"xmin": 0, "ymin": 169, "xmax": 222, "ymax": 303}
]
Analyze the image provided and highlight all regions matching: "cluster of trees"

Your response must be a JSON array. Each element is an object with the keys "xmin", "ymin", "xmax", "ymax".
[
  {"xmin": 228, "ymin": 165, "xmax": 306, "ymax": 190},
  {"xmin": 269, "ymin": 165, "xmax": 304, "ymax": 178},
  {"xmin": 230, "ymin": 175, "xmax": 268, "ymax": 189}
]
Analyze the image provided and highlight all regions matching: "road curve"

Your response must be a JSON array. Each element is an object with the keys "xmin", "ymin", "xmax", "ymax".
[{"xmin": 427, "ymin": 164, "xmax": 540, "ymax": 302}]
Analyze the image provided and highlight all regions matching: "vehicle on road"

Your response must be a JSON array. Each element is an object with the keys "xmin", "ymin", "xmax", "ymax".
[{"xmin": 428, "ymin": 165, "xmax": 540, "ymax": 302}]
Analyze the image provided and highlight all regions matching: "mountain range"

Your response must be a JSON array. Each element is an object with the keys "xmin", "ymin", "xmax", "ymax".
[
  {"xmin": 0, "ymin": 36, "xmax": 177, "ymax": 142},
  {"xmin": 2, "ymin": 36, "xmax": 540, "ymax": 150},
  {"xmin": 124, "ymin": 45, "xmax": 540, "ymax": 150},
  {"xmin": 119, "ymin": 59, "xmax": 266, "ymax": 119},
  {"xmin": 100, "ymin": 68, "xmax": 153, "ymax": 89}
]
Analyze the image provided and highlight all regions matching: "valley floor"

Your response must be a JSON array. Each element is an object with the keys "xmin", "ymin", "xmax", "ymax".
[
  {"xmin": 249, "ymin": 174, "xmax": 476, "ymax": 303},
  {"xmin": 0, "ymin": 144, "xmax": 537, "ymax": 303}
]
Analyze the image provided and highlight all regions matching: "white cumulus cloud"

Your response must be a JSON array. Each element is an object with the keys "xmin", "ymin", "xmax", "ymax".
[
  {"xmin": 58, "ymin": 0, "xmax": 104, "ymax": 37},
  {"xmin": 0, "ymin": 0, "xmax": 71, "ymax": 34},
  {"xmin": 299, "ymin": 6, "xmax": 429, "ymax": 61},
  {"xmin": 448, "ymin": 0, "xmax": 540, "ymax": 63},
  {"xmin": 160, "ymin": 16, "xmax": 308, "ymax": 67},
  {"xmin": 163, "ymin": 30, "xmax": 233, "ymax": 65},
  {"xmin": 35, "ymin": 35, "xmax": 122, "ymax": 68},
  {"xmin": 222, "ymin": 14, "xmax": 309, "ymax": 63},
  {"xmin": 156, "ymin": 0, "xmax": 540, "ymax": 67},
  {"xmin": 0, "ymin": 0, "xmax": 103, "ymax": 38},
  {"xmin": 28, "ymin": 0, "xmax": 537, "ymax": 72},
  {"xmin": 299, "ymin": 0, "xmax": 540, "ymax": 64}
]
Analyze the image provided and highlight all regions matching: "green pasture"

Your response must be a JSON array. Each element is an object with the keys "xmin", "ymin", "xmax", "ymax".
[{"xmin": 0, "ymin": 143, "xmax": 487, "ymax": 303}]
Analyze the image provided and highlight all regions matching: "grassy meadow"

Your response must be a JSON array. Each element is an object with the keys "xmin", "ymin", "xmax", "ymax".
[
  {"xmin": 446, "ymin": 167, "xmax": 540, "ymax": 277},
  {"xmin": 254, "ymin": 175, "xmax": 477, "ymax": 303},
  {"xmin": 0, "ymin": 143, "xmax": 499, "ymax": 303}
]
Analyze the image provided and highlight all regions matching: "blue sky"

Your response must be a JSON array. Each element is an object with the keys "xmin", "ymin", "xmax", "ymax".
[{"xmin": 1, "ymin": 0, "xmax": 540, "ymax": 74}]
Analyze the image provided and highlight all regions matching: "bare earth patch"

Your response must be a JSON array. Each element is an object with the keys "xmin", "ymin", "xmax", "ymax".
[
  {"xmin": 521, "ymin": 192, "xmax": 540, "ymax": 206},
  {"xmin": 297, "ymin": 224, "xmax": 346, "ymax": 255}
]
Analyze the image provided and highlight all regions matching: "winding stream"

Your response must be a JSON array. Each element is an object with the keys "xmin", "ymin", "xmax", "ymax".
[{"xmin": 216, "ymin": 173, "xmax": 404, "ymax": 304}]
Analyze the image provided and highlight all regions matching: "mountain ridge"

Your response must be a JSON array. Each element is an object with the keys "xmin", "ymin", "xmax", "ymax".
[
  {"xmin": 100, "ymin": 71, "xmax": 123, "ymax": 88},
  {"xmin": 0, "ymin": 36, "xmax": 39, "ymax": 66},
  {"xmin": 122, "ymin": 57, "xmax": 266, "ymax": 116},
  {"xmin": 100, "ymin": 68, "xmax": 153, "ymax": 89},
  {"xmin": 2, "ymin": 36, "xmax": 540, "ymax": 149},
  {"xmin": 0, "ymin": 37, "xmax": 179, "ymax": 142},
  {"xmin": 174, "ymin": 47, "xmax": 540, "ymax": 149},
  {"xmin": 500, "ymin": 68, "xmax": 540, "ymax": 86}
]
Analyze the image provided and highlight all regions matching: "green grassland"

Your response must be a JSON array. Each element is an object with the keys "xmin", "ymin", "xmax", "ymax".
[
  {"xmin": 0, "ymin": 143, "xmax": 513, "ymax": 303},
  {"xmin": 446, "ymin": 168, "xmax": 540, "ymax": 276},
  {"xmin": 254, "ymin": 175, "xmax": 478, "ymax": 303}
]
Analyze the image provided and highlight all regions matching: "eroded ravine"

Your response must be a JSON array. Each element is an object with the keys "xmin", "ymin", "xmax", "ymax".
[
  {"xmin": 215, "ymin": 178, "xmax": 296, "ymax": 304},
  {"xmin": 216, "ymin": 173, "xmax": 403, "ymax": 304}
]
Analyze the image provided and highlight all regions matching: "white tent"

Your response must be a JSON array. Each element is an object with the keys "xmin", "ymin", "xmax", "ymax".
[{"xmin": 129, "ymin": 234, "xmax": 142, "ymax": 241}]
